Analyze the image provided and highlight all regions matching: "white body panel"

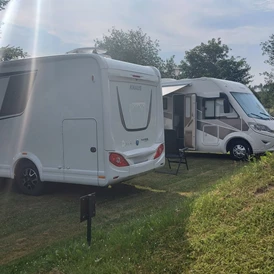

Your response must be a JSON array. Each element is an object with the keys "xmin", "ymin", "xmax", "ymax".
[
  {"xmin": 162, "ymin": 77, "xmax": 274, "ymax": 155},
  {"xmin": 0, "ymin": 54, "xmax": 165, "ymax": 186}
]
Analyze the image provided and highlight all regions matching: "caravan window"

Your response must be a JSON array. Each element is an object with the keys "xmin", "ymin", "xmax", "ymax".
[
  {"xmin": 0, "ymin": 72, "xmax": 36, "ymax": 118},
  {"xmin": 163, "ymin": 97, "xmax": 168, "ymax": 110},
  {"xmin": 204, "ymin": 97, "xmax": 238, "ymax": 119}
]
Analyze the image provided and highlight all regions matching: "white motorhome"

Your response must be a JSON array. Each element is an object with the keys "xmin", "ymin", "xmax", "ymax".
[
  {"xmin": 162, "ymin": 77, "xmax": 274, "ymax": 160},
  {"xmin": 0, "ymin": 53, "xmax": 165, "ymax": 195}
]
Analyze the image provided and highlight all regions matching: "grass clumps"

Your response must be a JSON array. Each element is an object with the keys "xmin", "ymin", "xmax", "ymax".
[{"xmin": 187, "ymin": 153, "xmax": 274, "ymax": 273}]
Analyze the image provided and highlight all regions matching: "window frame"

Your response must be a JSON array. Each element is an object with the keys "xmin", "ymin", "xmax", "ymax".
[
  {"xmin": 0, "ymin": 71, "xmax": 37, "ymax": 119},
  {"xmin": 202, "ymin": 94, "xmax": 239, "ymax": 119}
]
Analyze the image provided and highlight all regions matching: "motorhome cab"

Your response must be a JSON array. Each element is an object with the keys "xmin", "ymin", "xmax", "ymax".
[
  {"xmin": 162, "ymin": 77, "xmax": 274, "ymax": 160},
  {"xmin": 0, "ymin": 52, "xmax": 165, "ymax": 195}
]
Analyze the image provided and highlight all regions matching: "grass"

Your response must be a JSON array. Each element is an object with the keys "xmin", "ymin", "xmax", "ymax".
[
  {"xmin": 186, "ymin": 153, "xmax": 274, "ymax": 273},
  {"xmin": 0, "ymin": 154, "xmax": 248, "ymax": 273}
]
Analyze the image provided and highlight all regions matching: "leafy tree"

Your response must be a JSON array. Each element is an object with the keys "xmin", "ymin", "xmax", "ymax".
[
  {"xmin": 160, "ymin": 55, "xmax": 178, "ymax": 79},
  {"xmin": 0, "ymin": 0, "xmax": 9, "ymax": 11},
  {"xmin": 0, "ymin": 45, "xmax": 28, "ymax": 61},
  {"xmin": 95, "ymin": 27, "xmax": 163, "ymax": 69},
  {"xmin": 95, "ymin": 27, "xmax": 177, "ymax": 77},
  {"xmin": 0, "ymin": 0, "xmax": 28, "ymax": 61},
  {"xmin": 261, "ymin": 34, "xmax": 274, "ymax": 84},
  {"xmin": 179, "ymin": 38, "xmax": 253, "ymax": 85}
]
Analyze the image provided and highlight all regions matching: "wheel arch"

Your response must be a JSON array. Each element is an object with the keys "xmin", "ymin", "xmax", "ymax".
[
  {"xmin": 12, "ymin": 153, "xmax": 43, "ymax": 180},
  {"xmin": 226, "ymin": 137, "xmax": 253, "ymax": 154}
]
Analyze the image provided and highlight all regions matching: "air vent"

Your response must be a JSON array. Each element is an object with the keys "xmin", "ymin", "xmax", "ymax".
[{"xmin": 66, "ymin": 47, "xmax": 111, "ymax": 58}]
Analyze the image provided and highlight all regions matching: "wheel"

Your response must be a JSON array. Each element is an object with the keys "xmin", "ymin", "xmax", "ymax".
[
  {"xmin": 15, "ymin": 161, "xmax": 45, "ymax": 196},
  {"xmin": 229, "ymin": 140, "xmax": 251, "ymax": 161}
]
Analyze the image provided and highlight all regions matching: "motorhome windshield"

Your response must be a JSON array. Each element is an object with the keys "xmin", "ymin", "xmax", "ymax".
[{"xmin": 231, "ymin": 92, "xmax": 271, "ymax": 120}]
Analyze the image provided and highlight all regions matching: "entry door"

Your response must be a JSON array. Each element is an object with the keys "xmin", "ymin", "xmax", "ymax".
[
  {"xmin": 184, "ymin": 94, "xmax": 196, "ymax": 149},
  {"xmin": 62, "ymin": 119, "xmax": 98, "ymax": 184}
]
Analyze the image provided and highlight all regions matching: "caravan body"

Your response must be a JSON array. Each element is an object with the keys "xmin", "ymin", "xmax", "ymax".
[
  {"xmin": 162, "ymin": 77, "xmax": 274, "ymax": 159},
  {"xmin": 0, "ymin": 53, "xmax": 165, "ymax": 195}
]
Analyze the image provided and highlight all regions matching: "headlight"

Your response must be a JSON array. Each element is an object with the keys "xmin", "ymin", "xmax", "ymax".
[{"xmin": 249, "ymin": 123, "xmax": 273, "ymax": 133}]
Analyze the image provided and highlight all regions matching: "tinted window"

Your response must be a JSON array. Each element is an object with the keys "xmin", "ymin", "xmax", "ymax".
[
  {"xmin": 163, "ymin": 97, "xmax": 168, "ymax": 109},
  {"xmin": 0, "ymin": 72, "xmax": 36, "ymax": 117},
  {"xmin": 204, "ymin": 98, "xmax": 238, "ymax": 119}
]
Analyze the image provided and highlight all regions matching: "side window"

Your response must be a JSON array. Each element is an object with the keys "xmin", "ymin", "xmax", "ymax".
[
  {"xmin": 204, "ymin": 97, "xmax": 238, "ymax": 119},
  {"xmin": 205, "ymin": 100, "xmax": 215, "ymax": 118},
  {"xmin": 0, "ymin": 72, "xmax": 36, "ymax": 117},
  {"xmin": 163, "ymin": 97, "xmax": 168, "ymax": 110}
]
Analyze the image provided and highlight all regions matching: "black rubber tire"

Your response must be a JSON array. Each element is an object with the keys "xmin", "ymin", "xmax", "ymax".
[
  {"xmin": 15, "ymin": 161, "xmax": 45, "ymax": 196},
  {"xmin": 229, "ymin": 140, "xmax": 251, "ymax": 161}
]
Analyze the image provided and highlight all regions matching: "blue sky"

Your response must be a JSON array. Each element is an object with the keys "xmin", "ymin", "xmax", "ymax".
[{"xmin": 0, "ymin": 0, "xmax": 273, "ymax": 85}]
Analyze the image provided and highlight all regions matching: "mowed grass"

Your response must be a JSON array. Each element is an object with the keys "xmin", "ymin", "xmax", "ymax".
[
  {"xmin": 0, "ymin": 154, "xmax": 243, "ymax": 273},
  {"xmin": 186, "ymin": 153, "xmax": 274, "ymax": 273}
]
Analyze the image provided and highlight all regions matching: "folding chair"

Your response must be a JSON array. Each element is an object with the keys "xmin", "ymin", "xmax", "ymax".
[{"xmin": 157, "ymin": 129, "xmax": 189, "ymax": 175}]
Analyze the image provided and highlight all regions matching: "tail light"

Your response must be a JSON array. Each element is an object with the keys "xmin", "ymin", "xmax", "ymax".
[
  {"xmin": 109, "ymin": 153, "xmax": 129, "ymax": 167},
  {"xmin": 154, "ymin": 144, "xmax": 164, "ymax": 159}
]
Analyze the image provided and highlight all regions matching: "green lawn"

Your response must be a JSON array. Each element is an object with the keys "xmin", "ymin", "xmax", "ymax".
[{"xmin": 0, "ymin": 154, "xmax": 243, "ymax": 273}]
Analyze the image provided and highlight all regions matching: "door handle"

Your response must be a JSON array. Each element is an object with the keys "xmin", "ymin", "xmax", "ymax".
[{"xmin": 90, "ymin": 147, "xmax": 96, "ymax": 153}]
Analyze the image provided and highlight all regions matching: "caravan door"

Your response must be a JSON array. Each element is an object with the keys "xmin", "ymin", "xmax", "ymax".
[
  {"xmin": 184, "ymin": 94, "xmax": 196, "ymax": 149},
  {"xmin": 62, "ymin": 119, "xmax": 98, "ymax": 185}
]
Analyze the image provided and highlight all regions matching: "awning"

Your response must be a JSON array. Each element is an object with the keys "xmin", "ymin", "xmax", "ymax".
[{"xmin": 162, "ymin": 84, "xmax": 188, "ymax": 96}]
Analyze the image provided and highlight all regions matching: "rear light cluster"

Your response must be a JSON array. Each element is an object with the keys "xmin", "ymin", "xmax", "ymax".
[
  {"xmin": 109, "ymin": 144, "xmax": 164, "ymax": 167},
  {"xmin": 109, "ymin": 153, "xmax": 129, "ymax": 167},
  {"xmin": 154, "ymin": 144, "xmax": 164, "ymax": 159}
]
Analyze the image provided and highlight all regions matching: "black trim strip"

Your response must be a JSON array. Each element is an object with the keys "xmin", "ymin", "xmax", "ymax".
[
  {"xmin": 0, "ymin": 70, "xmax": 37, "ymax": 78},
  {"xmin": 0, "ymin": 113, "xmax": 23, "ymax": 121},
  {"xmin": 117, "ymin": 87, "xmax": 152, "ymax": 132}
]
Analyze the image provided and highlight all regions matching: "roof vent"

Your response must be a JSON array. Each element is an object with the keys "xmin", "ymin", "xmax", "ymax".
[{"xmin": 66, "ymin": 47, "xmax": 111, "ymax": 58}]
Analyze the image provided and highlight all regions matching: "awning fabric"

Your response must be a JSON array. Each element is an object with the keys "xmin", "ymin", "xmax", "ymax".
[{"xmin": 162, "ymin": 84, "xmax": 188, "ymax": 96}]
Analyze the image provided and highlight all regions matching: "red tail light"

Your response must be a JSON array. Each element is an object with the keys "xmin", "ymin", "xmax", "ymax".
[
  {"xmin": 109, "ymin": 153, "xmax": 129, "ymax": 167},
  {"xmin": 154, "ymin": 144, "xmax": 164, "ymax": 159}
]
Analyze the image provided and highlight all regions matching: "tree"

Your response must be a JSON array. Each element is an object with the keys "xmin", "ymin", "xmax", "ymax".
[
  {"xmin": 179, "ymin": 38, "xmax": 253, "ymax": 85},
  {"xmin": 0, "ymin": 0, "xmax": 9, "ymax": 11},
  {"xmin": 160, "ymin": 55, "xmax": 178, "ymax": 78},
  {"xmin": 0, "ymin": 45, "xmax": 28, "ymax": 61},
  {"xmin": 0, "ymin": 0, "xmax": 28, "ymax": 61},
  {"xmin": 95, "ymin": 27, "xmax": 173, "ymax": 76},
  {"xmin": 261, "ymin": 34, "xmax": 274, "ymax": 84},
  {"xmin": 95, "ymin": 27, "xmax": 163, "ymax": 68}
]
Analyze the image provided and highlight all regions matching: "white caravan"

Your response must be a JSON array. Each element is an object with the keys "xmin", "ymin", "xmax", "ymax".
[
  {"xmin": 162, "ymin": 77, "xmax": 274, "ymax": 160},
  {"xmin": 0, "ymin": 53, "xmax": 165, "ymax": 195}
]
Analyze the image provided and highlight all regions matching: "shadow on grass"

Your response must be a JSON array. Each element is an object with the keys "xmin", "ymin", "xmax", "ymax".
[
  {"xmin": 0, "ymin": 178, "xmax": 145, "ymax": 205},
  {"xmin": 186, "ymin": 152, "xmax": 231, "ymax": 160}
]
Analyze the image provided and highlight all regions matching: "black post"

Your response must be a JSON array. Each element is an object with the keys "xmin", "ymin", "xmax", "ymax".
[
  {"xmin": 87, "ymin": 197, "xmax": 92, "ymax": 246},
  {"xmin": 80, "ymin": 193, "xmax": 96, "ymax": 247}
]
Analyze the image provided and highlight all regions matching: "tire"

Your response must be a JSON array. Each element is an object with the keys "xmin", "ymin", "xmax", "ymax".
[
  {"xmin": 229, "ymin": 140, "xmax": 251, "ymax": 161},
  {"xmin": 15, "ymin": 161, "xmax": 45, "ymax": 196}
]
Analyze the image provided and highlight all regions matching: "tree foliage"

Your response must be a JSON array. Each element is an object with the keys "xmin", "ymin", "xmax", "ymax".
[
  {"xmin": 261, "ymin": 34, "xmax": 274, "ymax": 84},
  {"xmin": 160, "ymin": 55, "xmax": 178, "ymax": 79},
  {"xmin": 0, "ymin": 0, "xmax": 9, "ymax": 11},
  {"xmin": 0, "ymin": 45, "xmax": 28, "ymax": 61},
  {"xmin": 179, "ymin": 38, "xmax": 253, "ymax": 84},
  {"xmin": 0, "ymin": 0, "xmax": 28, "ymax": 61},
  {"xmin": 95, "ymin": 27, "xmax": 163, "ymax": 69}
]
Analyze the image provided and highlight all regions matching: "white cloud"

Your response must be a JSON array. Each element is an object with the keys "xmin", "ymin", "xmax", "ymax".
[{"xmin": 0, "ymin": 0, "xmax": 273, "ymax": 84}]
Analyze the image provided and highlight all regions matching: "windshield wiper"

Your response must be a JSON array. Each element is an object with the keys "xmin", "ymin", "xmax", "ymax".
[
  {"xmin": 250, "ymin": 113, "xmax": 267, "ymax": 120},
  {"xmin": 260, "ymin": 112, "xmax": 272, "ymax": 119}
]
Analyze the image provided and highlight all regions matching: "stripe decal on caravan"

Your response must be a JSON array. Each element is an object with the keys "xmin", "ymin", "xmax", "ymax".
[
  {"xmin": 197, "ymin": 119, "xmax": 248, "ymax": 140},
  {"xmin": 197, "ymin": 121, "xmax": 235, "ymax": 140}
]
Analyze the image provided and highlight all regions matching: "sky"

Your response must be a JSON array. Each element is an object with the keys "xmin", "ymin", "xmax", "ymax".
[{"xmin": 0, "ymin": 0, "xmax": 273, "ymax": 85}]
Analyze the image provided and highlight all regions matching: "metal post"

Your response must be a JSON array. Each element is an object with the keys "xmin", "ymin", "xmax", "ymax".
[
  {"xmin": 87, "ymin": 196, "xmax": 92, "ymax": 246},
  {"xmin": 80, "ymin": 193, "xmax": 96, "ymax": 247}
]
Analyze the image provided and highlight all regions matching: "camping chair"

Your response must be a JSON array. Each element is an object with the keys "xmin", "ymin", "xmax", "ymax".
[{"xmin": 158, "ymin": 129, "xmax": 189, "ymax": 175}]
